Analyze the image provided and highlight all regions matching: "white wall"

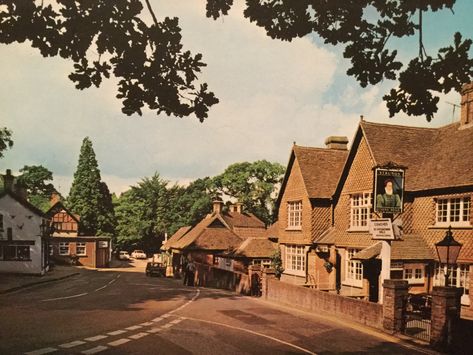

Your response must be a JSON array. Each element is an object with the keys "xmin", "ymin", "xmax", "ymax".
[{"xmin": 0, "ymin": 194, "xmax": 45, "ymax": 274}]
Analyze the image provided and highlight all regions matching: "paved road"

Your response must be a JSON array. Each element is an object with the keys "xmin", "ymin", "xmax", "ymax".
[{"xmin": 0, "ymin": 260, "xmax": 433, "ymax": 354}]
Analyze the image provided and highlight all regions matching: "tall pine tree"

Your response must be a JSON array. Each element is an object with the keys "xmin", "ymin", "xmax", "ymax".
[{"xmin": 68, "ymin": 137, "xmax": 115, "ymax": 236}]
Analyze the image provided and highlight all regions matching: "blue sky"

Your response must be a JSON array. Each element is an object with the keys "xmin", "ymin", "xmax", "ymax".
[{"xmin": 1, "ymin": 1, "xmax": 472, "ymax": 195}]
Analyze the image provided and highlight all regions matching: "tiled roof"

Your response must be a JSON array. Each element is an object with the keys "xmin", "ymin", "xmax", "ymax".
[
  {"xmin": 391, "ymin": 234, "xmax": 434, "ymax": 260},
  {"xmin": 46, "ymin": 201, "xmax": 80, "ymax": 223},
  {"xmin": 161, "ymin": 226, "xmax": 191, "ymax": 250},
  {"xmin": 352, "ymin": 242, "xmax": 382, "ymax": 260},
  {"xmin": 293, "ymin": 145, "xmax": 349, "ymax": 199},
  {"xmin": 361, "ymin": 121, "xmax": 473, "ymax": 191},
  {"xmin": 315, "ymin": 227, "xmax": 336, "ymax": 244},
  {"xmin": 265, "ymin": 221, "xmax": 280, "ymax": 239},
  {"xmin": 172, "ymin": 214, "xmax": 220, "ymax": 250},
  {"xmin": 185, "ymin": 228, "xmax": 243, "ymax": 251},
  {"xmin": 0, "ymin": 190, "xmax": 47, "ymax": 218},
  {"xmin": 227, "ymin": 237, "xmax": 277, "ymax": 258},
  {"xmin": 222, "ymin": 211, "xmax": 266, "ymax": 229}
]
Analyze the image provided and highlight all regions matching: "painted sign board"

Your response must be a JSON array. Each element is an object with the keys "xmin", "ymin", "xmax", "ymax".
[
  {"xmin": 370, "ymin": 218, "xmax": 395, "ymax": 240},
  {"xmin": 98, "ymin": 241, "xmax": 109, "ymax": 248},
  {"xmin": 373, "ymin": 168, "xmax": 404, "ymax": 214}
]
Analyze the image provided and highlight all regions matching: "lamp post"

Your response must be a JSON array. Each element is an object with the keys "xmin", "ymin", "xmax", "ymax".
[{"xmin": 435, "ymin": 226, "xmax": 462, "ymax": 287}]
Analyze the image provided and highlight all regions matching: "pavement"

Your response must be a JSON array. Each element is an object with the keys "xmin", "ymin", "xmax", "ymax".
[{"xmin": 0, "ymin": 258, "xmax": 128, "ymax": 294}]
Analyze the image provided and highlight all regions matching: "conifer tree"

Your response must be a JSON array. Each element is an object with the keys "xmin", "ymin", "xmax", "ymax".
[{"xmin": 68, "ymin": 137, "xmax": 114, "ymax": 236}]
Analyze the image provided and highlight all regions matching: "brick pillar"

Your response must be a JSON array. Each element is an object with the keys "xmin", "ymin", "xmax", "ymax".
[
  {"xmin": 430, "ymin": 286, "xmax": 462, "ymax": 350},
  {"xmin": 261, "ymin": 268, "xmax": 276, "ymax": 299},
  {"xmin": 382, "ymin": 279, "xmax": 408, "ymax": 334}
]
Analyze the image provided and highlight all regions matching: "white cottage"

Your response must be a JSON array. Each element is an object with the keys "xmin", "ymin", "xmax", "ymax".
[{"xmin": 0, "ymin": 190, "xmax": 50, "ymax": 275}]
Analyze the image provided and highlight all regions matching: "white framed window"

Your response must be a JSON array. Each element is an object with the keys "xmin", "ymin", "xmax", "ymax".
[
  {"xmin": 59, "ymin": 242, "xmax": 69, "ymax": 256},
  {"xmin": 345, "ymin": 249, "xmax": 363, "ymax": 287},
  {"xmin": 287, "ymin": 201, "xmax": 302, "ymax": 229},
  {"xmin": 285, "ymin": 245, "xmax": 306, "ymax": 274},
  {"xmin": 403, "ymin": 267, "xmax": 424, "ymax": 284},
  {"xmin": 435, "ymin": 197, "xmax": 471, "ymax": 227},
  {"xmin": 1, "ymin": 245, "xmax": 31, "ymax": 261},
  {"xmin": 434, "ymin": 263, "xmax": 470, "ymax": 305},
  {"xmin": 350, "ymin": 192, "xmax": 371, "ymax": 230},
  {"xmin": 76, "ymin": 242, "xmax": 86, "ymax": 256},
  {"xmin": 252, "ymin": 259, "xmax": 272, "ymax": 268}
]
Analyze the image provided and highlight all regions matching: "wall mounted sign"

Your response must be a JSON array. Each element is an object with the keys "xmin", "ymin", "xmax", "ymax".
[
  {"xmin": 373, "ymin": 167, "xmax": 404, "ymax": 214},
  {"xmin": 370, "ymin": 218, "xmax": 395, "ymax": 240}
]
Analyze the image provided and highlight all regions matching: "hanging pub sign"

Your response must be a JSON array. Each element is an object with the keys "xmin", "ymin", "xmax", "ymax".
[{"xmin": 373, "ymin": 167, "xmax": 405, "ymax": 214}]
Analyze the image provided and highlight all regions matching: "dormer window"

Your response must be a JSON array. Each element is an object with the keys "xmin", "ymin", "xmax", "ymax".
[
  {"xmin": 436, "ymin": 197, "xmax": 470, "ymax": 227},
  {"xmin": 287, "ymin": 201, "xmax": 302, "ymax": 229}
]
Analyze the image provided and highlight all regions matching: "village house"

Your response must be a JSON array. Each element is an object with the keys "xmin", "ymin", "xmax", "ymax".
[
  {"xmin": 275, "ymin": 139, "xmax": 348, "ymax": 286},
  {"xmin": 162, "ymin": 200, "xmax": 275, "ymax": 292},
  {"xmin": 0, "ymin": 170, "xmax": 51, "ymax": 275},
  {"xmin": 46, "ymin": 200, "xmax": 111, "ymax": 268}
]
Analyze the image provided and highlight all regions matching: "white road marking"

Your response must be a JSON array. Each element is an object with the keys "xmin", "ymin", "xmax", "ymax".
[
  {"xmin": 107, "ymin": 330, "xmax": 126, "ymax": 336},
  {"xmin": 108, "ymin": 338, "xmax": 131, "ymax": 347},
  {"xmin": 41, "ymin": 292, "xmax": 88, "ymax": 302},
  {"xmin": 139, "ymin": 322, "xmax": 154, "ymax": 326},
  {"xmin": 81, "ymin": 345, "xmax": 108, "ymax": 354},
  {"xmin": 161, "ymin": 313, "xmax": 171, "ymax": 318},
  {"xmin": 108, "ymin": 279, "xmax": 116, "ymax": 285},
  {"xmin": 161, "ymin": 323, "xmax": 174, "ymax": 329},
  {"xmin": 152, "ymin": 317, "xmax": 163, "ymax": 322},
  {"xmin": 84, "ymin": 335, "xmax": 108, "ymax": 342},
  {"xmin": 183, "ymin": 316, "xmax": 317, "ymax": 355},
  {"xmin": 25, "ymin": 347, "xmax": 57, "ymax": 355},
  {"xmin": 170, "ymin": 318, "xmax": 183, "ymax": 325},
  {"xmin": 125, "ymin": 325, "xmax": 142, "ymax": 331},
  {"xmin": 147, "ymin": 327, "xmax": 162, "ymax": 333},
  {"xmin": 94, "ymin": 285, "xmax": 107, "ymax": 292},
  {"xmin": 128, "ymin": 332, "xmax": 149, "ymax": 340},
  {"xmin": 59, "ymin": 340, "xmax": 86, "ymax": 348}
]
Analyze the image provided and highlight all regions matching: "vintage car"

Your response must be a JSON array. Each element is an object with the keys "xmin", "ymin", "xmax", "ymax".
[
  {"xmin": 145, "ymin": 262, "xmax": 166, "ymax": 277},
  {"xmin": 131, "ymin": 250, "xmax": 147, "ymax": 259}
]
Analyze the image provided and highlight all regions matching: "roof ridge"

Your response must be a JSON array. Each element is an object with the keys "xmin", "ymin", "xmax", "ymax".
[
  {"xmin": 294, "ymin": 145, "xmax": 347, "ymax": 153},
  {"xmin": 361, "ymin": 120, "xmax": 439, "ymax": 131}
]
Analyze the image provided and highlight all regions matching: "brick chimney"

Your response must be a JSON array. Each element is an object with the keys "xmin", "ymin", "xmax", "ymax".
[
  {"xmin": 14, "ymin": 181, "xmax": 28, "ymax": 200},
  {"xmin": 212, "ymin": 200, "xmax": 224, "ymax": 214},
  {"xmin": 460, "ymin": 83, "xmax": 473, "ymax": 128},
  {"xmin": 325, "ymin": 136, "xmax": 348, "ymax": 150},
  {"xmin": 230, "ymin": 202, "xmax": 243, "ymax": 214},
  {"xmin": 50, "ymin": 191, "xmax": 61, "ymax": 206},
  {"xmin": 2, "ymin": 169, "xmax": 14, "ymax": 192}
]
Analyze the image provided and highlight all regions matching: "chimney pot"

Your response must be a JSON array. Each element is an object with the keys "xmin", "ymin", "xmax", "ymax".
[
  {"xmin": 212, "ymin": 200, "xmax": 224, "ymax": 214},
  {"xmin": 3, "ymin": 169, "xmax": 14, "ymax": 192},
  {"xmin": 324, "ymin": 136, "xmax": 349, "ymax": 150},
  {"xmin": 460, "ymin": 83, "xmax": 473, "ymax": 128}
]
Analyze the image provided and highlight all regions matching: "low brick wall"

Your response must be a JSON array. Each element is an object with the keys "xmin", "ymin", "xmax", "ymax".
[{"xmin": 265, "ymin": 277, "xmax": 383, "ymax": 330}]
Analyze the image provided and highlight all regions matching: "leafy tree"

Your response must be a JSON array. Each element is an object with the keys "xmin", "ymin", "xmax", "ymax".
[
  {"xmin": 0, "ymin": 127, "xmax": 13, "ymax": 158},
  {"xmin": 115, "ymin": 174, "xmax": 169, "ymax": 252},
  {"xmin": 0, "ymin": 0, "xmax": 218, "ymax": 120},
  {"xmin": 207, "ymin": 0, "xmax": 473, "ymax": 121},
  {"xmin": 17, "ymin": 165, "xmax": 56, "ymax": 211},
  {"xmin": 68, "ymin": 137, "xmax": 115, "ymax": 235},
  {"xmin": 213, "ymin": 160, "xmax": 285, "ymax": 224}
]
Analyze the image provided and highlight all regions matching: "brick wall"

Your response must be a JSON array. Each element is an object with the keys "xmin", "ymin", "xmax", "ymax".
[{"xmin": 265, "ymin": 277, "xmax": 383, "ymax": 329}]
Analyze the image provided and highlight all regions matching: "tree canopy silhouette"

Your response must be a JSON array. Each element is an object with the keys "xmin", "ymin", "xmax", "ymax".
[
  {"xmin": 206, "ymin": 0, "xmax": 473, "ymax": 121},
  {"xmin": 0, "ymin": 0, "xmax": 218, "ymax": 121}
]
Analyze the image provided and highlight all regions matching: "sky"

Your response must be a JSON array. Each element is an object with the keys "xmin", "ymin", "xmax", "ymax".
[{"xmin": 1, "ymin": 1, "xmax": 472, "ymax": 196}]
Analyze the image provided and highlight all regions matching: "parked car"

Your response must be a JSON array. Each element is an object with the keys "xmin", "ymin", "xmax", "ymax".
[
  {"xmin": 119, "ymin": 251, "xmax": 130, "ymax": 260},
  {"xmin": 131, "ymin": 250, "xmax": 147, "ymax": 259},
  {"xmin": 146, "ymin": 262, "xmax": 166, "ymax": 277}
]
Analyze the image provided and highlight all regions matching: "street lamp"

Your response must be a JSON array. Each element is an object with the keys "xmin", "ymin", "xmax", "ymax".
[{"xmin": 435, "ymin": 226, "xmax": 462, "ymax": 287}]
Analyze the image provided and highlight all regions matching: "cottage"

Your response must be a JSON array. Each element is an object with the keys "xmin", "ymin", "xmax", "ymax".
[
  {"xmin": 0, "ymin": 170, "xmax": 51, "ymax": 275},
  {"xmin": 46, "ymin": 201, "xmax": 111, "ymax": 268}
]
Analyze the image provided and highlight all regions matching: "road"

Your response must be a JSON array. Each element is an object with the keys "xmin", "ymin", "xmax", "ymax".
[{"xmin": 0, "ymin": 259, "xmax": 432, "ymax": 354}]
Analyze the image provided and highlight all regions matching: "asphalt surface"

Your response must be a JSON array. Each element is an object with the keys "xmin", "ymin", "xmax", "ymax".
[{"xmin": 0, "ymin": 259, "xmax": 436, "ymax": 354}]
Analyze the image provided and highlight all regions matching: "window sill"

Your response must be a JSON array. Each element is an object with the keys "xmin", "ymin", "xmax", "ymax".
[
  {"xmin": 406, "ymin": 280, "xmax": 424, "ymax": 285},
  {"xmin": 283, "ymin": 269, "xmax": 306, "ymax": 277},
  {"xmin": 428, "ymin": 224, "xmax": 472, "ymax": 230},
  {"xmin": 346, "ymin": 227, "xmax": 370, "ymax": 233},
  {"xmin": 285, "ymin": 227, "xmax": 302, "ymax": 231}
]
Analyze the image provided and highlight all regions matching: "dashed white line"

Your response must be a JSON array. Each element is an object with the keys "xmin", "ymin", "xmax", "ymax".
[
  {"xmin": 125, "ymin": 325, "xmax": 142, "ymax": 331},
  {"xmin": 108, "ymin": 338, "xmax": 131, "ymax": 347},
  {"xmin": 152, "ymin": 317, "xmax": 163, "ymax": 322},
  {"xmin": 107, "ymin": 330, "xmax": 126, "ymax": 336},
  {"xmin": 94, "ymin": 285, "xmax": 107, "ymax": 292},
  {"xmin": 169, "ymin": 318, "xmax": 183, "ymax": 325},
  {"xmin": 41, "ymin": 292, "xmax": 88, "ymax": 302},
  {"xmin": 147, "ymin": 327, "xmax": 162, "ymax": 334},
  {"xmin": 161, "ymin": 323, "xmax": 174, "ymax": 329},
  {"xmin": 139, "ymin": 322, "xmax": 154, "ymax": 326},
  {"xmin": 161, "ymin": 313, "xmax": 171, "ymax": 318},
  {"xmin": 81, "ymin": 345, "xmax": 108, "ymax": 354},
  {"xmin": 108, "ymin": 279, "xmax": 116, "ymax": 285},
  {"xmin": 59, "ymin": 340, "xmax": 86, "ymax": 348},
  {"xmin": 25, "ymin": 347, "xmax": 57, "ymax": 355},
  {"xmin": 128, "ymin": 332, "xmax": 149, "ymax": 340},
  {"xmin": 84, "ymin": 335, "xmax": 108, "ymax": 342}
]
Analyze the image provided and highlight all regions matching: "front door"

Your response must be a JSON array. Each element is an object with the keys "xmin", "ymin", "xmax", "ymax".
[{"xmin": 366, "ymin": 259, "xmax": 381, "ymax": 302}]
